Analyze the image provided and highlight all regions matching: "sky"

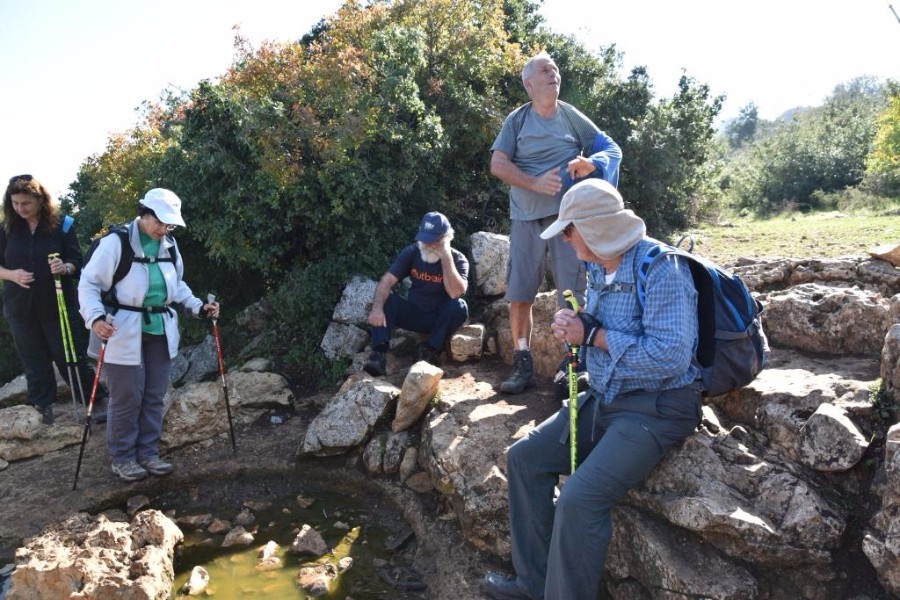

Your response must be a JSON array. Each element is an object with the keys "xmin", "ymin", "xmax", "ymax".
[{"xmin": 1, "ymin": 0, "xmax": 897, "ymax": 199}]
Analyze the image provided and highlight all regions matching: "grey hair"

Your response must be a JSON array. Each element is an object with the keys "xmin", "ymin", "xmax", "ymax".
[{"xmin": 521, "ymin": 51, "xmax": 553, "ymax": 84}]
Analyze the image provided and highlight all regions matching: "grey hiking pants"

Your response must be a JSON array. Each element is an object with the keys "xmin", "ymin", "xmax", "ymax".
[
  {"xmin": 105, "ymin": 334, "xmax": 172, "ymax": 464},
  {"xmin": 506, "ymin": 385, "xmax": 701, "ymax": 600}
]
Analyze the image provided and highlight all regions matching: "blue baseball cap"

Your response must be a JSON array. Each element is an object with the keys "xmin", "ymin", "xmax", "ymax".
[{"xmin": 415, "ymin": 211, "xmax": 451, "ymax": 243}]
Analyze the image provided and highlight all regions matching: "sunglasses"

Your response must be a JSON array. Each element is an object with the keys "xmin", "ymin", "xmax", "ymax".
[
  {"xmin": 562, "ymin": 223, "xmax": 575, "ymax": 237},
  {"xmin": 8, "ymin": 174, "xmax": 33, "ymax": 185}
]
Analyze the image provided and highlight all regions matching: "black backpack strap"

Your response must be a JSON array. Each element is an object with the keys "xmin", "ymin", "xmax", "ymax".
[
  {"xmin": 133, "ymin": 255, "xmax": 175, "ymax": 264},
  {"xmin": 103, "ymin": 227, "xmax": 180, "ymax": 316},
  {"xmin": 110, "ymin": 228, "xmax": 133, "ymax": 287}
]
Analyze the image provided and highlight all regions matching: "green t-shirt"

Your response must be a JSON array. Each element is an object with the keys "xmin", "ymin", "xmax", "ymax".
[{"xmin": 139, "ymin": 231, "xmax": 167, "ymax": 335}]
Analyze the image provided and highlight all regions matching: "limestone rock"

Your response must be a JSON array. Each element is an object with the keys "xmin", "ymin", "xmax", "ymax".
[
  {"xmin": 869, "ymin": 243, "xmax": 900, "ymax": 268},
  {"xmin": 469, "ymin": 232, "xmax": 509, "ymax": 297},
  {"xmin": 450, "ymin": 324, "xmax": 484, "ymax": 362},
  {"xmin": 331, "ymin": 275, "xmax": 378, "ymax": 325},
  {"xmin": 607, "ymin": 506, "xmax": 757, "ymax": 599},
  {"xmin": 300, "ymin": 374, "xmax": 399, "ymax": 456},
  {"xmin": 763, "ymin": 283, "xmax": 900, "ymax": 355},
  {"xmin": 0, "ymin": 405, "xmax": 83, "ymax": 462},
  {"xmin": 797, "ymin": 402, "xmax": 869, "ymax": 471},
  {"xmin": 320, "ymin": 321, "xmax": 369, "ymax": 360},
  {"xmin": 222, "ymin": 525, "xmax": 254, "ymax": 547},
  {"xmin": 289, "ymin": 524, "xmax": 329, "ymax": 557},
  {"xmin": 8, "ymin": 510, "xmax": 182, "ymax": 600},
  {"xmin": 392, "ymin": 361, "xmax": 443, "ymax": 432}
]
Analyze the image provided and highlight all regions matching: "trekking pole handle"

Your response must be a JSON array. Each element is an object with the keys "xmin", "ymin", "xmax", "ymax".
[
  {"xmin": 563, "ymin": 290, "xmax": 580, "ymax": 316},
  {"xmin": 207, "ymin": 294, "xmax": 217, "ymax": 323}
]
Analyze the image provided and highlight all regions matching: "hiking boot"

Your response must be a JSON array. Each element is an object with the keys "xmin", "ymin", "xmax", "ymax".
[
  {"xmin": 416, "ymin": 343, "xmax": 441, "ymax": 365},
  {"xmin": 139, "ymin": 456, "xmax": 174, "ymax": 477},
  {"xmin": 481, "ymin": 572, "xmax": 532, "ymax": 600},
  {"xmin": 38, "ymin": 405, "xmax": 54, "ymax": 425},
  {"xmin": 500, "ymin": 350, "xmax": 535, "ymax": 394},
  {"xmin": 112, "ymin": 461, "xmax": 148, "ymax": 482},
  {"xmin": 363, "ymin": 351, "xmax": 387, "ymax": 377}
]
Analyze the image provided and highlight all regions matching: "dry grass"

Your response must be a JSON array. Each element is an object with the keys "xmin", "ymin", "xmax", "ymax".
[{"xmin": 661, "ymin": 211, "xmax": 900, "ymax": 266}]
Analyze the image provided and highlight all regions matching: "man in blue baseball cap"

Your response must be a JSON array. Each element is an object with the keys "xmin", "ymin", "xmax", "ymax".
[{"xmin": 363, "ymin": 212, "xmax": 469, "ymax": 376}]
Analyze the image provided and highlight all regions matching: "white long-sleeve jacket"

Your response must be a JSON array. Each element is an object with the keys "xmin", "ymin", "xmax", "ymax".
[{"xmin": 78, "ymin": 218, "xmax": 204, "ymax": 366}]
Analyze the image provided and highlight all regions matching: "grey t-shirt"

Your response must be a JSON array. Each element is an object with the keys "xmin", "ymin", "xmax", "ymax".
[{"xmin": 491, "ymin": 104, "xmax": 599, "ymax": 221}]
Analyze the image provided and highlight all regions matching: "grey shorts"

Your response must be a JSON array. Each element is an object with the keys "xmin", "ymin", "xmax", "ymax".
[{"xmin": 505, "ymin": 216, "xmax": 586, "ymax": 307}]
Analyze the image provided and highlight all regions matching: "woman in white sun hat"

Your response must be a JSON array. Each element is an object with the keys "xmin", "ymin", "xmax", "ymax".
[{"xmin": 78, "ymin": 188, "xmax": 219, "ymax": 483}]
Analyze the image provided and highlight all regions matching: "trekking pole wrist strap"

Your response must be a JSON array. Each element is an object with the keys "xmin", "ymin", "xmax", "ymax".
[{"xmin": 577, "ymin": 312, "xmax": 601, "ymax": 346}]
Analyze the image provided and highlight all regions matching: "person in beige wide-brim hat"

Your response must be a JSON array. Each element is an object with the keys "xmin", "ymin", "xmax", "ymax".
[{"xmin": 482, "ymin": 178, "xmax": 703, "ymax": 600}]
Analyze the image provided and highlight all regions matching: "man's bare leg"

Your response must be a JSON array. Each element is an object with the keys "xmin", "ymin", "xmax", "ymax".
[{"xmin": 501, "ymin": 301, "xmax": 536, "ymax": 393}]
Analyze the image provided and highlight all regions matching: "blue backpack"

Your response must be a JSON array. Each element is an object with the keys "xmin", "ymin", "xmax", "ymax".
[{"xmin": 635, "ymin": 239, "xmax": 769, "ymax": 397}]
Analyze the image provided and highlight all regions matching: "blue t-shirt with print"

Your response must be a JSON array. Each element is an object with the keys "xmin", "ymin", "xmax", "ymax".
[{"xmin": 388, "ymin": 244, "xmax": 469, "ymax": 311}]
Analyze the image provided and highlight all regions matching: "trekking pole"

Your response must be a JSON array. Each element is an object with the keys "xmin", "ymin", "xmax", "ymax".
[
  {"xmin": 563, "ymin": 290, "xmax": 580, "ymax": 474},
  {"xmin": 208, "ymin": 294, "xmax": 237, "ymax": 455},
  {"xmin": 72, "ymin": 315, "xmax": 113, "ymax": 491},
  {"xmin": 49, "ymin": 253, "xmax": 87, "ymax": 422}
]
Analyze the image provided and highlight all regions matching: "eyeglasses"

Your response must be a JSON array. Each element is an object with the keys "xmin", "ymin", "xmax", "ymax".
[
  {"xmin": 8, "ymin": 174, "xmax": 33, "ymax": 185},
  {"xmin": 152, "ymin": 215, "xmax": 176, "ymax": 232},
  {"xmin": 562, "ymin": 223, "xmax": 575, "ymax": 238}
]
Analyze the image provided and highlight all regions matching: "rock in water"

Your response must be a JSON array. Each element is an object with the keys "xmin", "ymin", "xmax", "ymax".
[{"xmin": 181, "ymin": 565, "xmax": 209, "ymax": 596}]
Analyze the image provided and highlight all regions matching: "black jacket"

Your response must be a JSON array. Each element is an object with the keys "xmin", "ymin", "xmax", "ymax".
[{"xmin": 0, "ymin": 218, "xmax": 84, "ymax": 320}]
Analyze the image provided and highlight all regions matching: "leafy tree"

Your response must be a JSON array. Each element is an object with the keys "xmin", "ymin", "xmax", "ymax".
[
  {"xmin": 866, "ymin": 82, "xmax": 900, "ymax": 195},
  {"xmin": 724, "ymin": 102, "xmax": 759, "ymax": 150},
  {"xmin": 724, "ymin": 77, "xmax": 888, "ymax": 213},
  {"xmin": 622, "ymin": 74, "xmax": 724, "ymax": 233}
]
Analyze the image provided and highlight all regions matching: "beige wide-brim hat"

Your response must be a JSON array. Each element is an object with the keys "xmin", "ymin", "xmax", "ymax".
[{"xmin": 540, "ymin": 179, "xmax": 645, "ymax": 259}]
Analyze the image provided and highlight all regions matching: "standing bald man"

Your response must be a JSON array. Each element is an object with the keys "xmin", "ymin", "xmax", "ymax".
[{"xmin": 490, "ymin": 50, "xmax": 622, "ymax": 395}]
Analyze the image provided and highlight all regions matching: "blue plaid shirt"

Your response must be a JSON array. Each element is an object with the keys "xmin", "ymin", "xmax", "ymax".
[{"xmin": 584, "ymin": 238, "xmax": 700, "ymax": 404}]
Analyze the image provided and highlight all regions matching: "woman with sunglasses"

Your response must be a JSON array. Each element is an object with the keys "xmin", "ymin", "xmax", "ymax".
[
  {"xmin": 0, "ymin": 175, "xmax": 108, "ymax": 425},
  {"xmin": 78, "ymin": 188, "xmax": 218, "ymax": 483}
]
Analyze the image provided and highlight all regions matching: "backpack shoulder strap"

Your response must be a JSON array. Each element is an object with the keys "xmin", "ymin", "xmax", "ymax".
[
  {"xmin": 511, "ymin": 102, "xmax": 532, "ymax": 136},
  {"xmin": 110, "ymin": 227, "xmax": 133, "ymax": 287},
  {"xmin": 635, "ymin": 241, "xmax": 685, "ymax": 308}
]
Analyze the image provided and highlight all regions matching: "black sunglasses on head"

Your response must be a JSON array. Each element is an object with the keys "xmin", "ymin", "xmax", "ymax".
[{"xmin": 8, "ymin": 174, "xmax": 33, "ymax": 185}]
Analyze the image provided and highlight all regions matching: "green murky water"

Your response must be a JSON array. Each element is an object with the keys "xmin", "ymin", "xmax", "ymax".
[{"xmin": 159, "ymin": 477, "xmax": 424, "ymax": 599}]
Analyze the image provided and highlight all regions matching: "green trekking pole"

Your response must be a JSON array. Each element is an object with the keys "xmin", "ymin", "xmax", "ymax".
[
  {"xmin": 50, "ymin": 253, "xmax": 87, "ymax": 422},
  {"xmin": 563, "ymin": 290, "xmax": 580, "ymax": 473}
]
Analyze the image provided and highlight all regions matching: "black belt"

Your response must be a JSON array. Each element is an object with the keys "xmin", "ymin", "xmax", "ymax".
[{"xmin": 104, "ymin": 302, "xmax": 174, "ymax": 325}]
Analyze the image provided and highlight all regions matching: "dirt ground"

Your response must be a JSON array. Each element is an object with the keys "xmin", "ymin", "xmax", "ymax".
[{"xmin": 0, "ymin": 356, "xmax": 557, "ymax": 598}]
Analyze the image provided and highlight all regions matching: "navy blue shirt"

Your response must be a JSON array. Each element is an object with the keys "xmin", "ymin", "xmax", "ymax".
[{"xmin": 388, "ymin": 244, "xmax": 469, "ymax": 311}]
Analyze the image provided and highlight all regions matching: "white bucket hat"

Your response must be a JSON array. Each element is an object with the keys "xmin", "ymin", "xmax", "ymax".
[
  {"xmin": 540, "ymin": 179, "xmax": 645, "ymax": 259},
  {"xmin": 139, "ymin": 188, "xmax": 186, "ymax": 227}
]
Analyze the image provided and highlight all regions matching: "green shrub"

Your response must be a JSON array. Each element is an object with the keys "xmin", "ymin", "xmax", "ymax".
[{"xmin": 270, "ymin": 256, "xmax": 374, "ymax": 388}]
